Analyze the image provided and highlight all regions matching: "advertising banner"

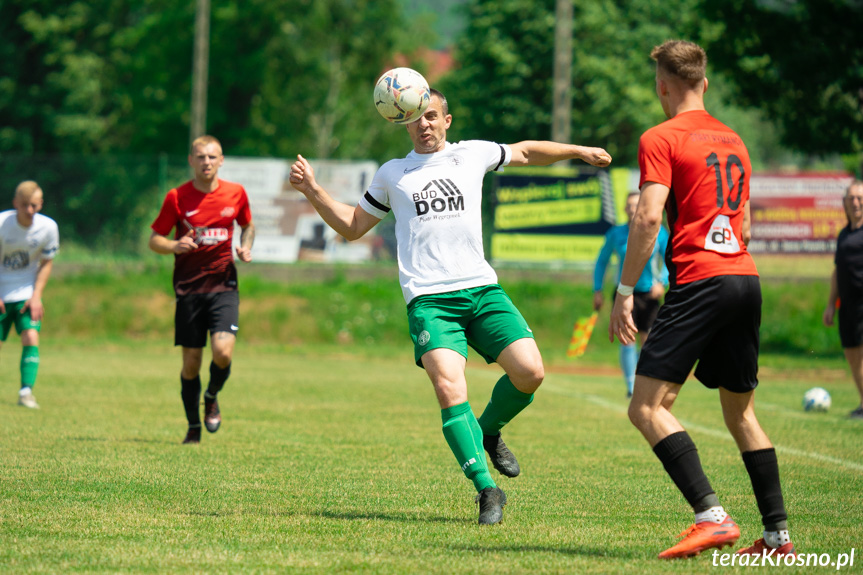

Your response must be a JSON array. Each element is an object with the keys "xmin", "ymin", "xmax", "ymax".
[
  {"xmin": 219, "ymin": 158, "xmax": 378, "ymax": 263},
  {"xmin": 490, "ymin": 169, "xmax": 617, "ymax": 264},
  {"xmin": 749, "ymin": 173, "xmax": 852, "ymax": 254}
]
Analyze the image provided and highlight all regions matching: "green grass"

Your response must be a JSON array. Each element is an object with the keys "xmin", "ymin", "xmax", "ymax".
[
  {"xmin": 45, "ymin": 261, "xmax": 846, "ymax": 364},
  {"xmin": 1, "ymin": 343, "xmax": 861, "ymax": 573}
]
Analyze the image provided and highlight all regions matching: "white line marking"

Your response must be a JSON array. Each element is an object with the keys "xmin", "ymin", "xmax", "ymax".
[{"xmin": 544, "ymin": 383, "xmax": 863, "ymax": 473}]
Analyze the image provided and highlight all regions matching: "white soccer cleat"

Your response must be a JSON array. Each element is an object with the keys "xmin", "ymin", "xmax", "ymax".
[{"xmin": 18, "ymin": 390, "xmax": 39, "ymax": 409}]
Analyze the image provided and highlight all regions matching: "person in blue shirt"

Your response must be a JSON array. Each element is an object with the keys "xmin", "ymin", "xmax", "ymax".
[{"xmin": 593, "ymin": 191, "xmax": 669, "ymax": 397}]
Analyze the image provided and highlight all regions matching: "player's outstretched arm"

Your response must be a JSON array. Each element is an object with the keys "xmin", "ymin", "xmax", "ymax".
[
  {"xmin": 508, "ymin": 141, "xmax": 612, "ymax": 168},
  {"xmin": 289, "ymin": 154, "xmax": 380, "ymax": 241}
]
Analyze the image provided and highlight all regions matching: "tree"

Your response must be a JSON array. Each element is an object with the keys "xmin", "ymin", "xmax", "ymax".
[
  {"xmin": 439, "ymin": 0, "xmax": 711, "ymax": 166},
  {"xmin": 0, "ymin": 0, "xmax": 436, "ymax": 252},
  {"xmin": 233, "ymin": 0, "xmax": 431, "ymax": 162},
  {"xmin": 0, "ymin": 0, "xmax": 430, "ymax": 161},
  {"xmin": 0, "ymin": 0, "xmax": 196, "ymax": 154},
  {"xmin": 699, "ymin": 0, "xmax": 863, "ymax": 167}
]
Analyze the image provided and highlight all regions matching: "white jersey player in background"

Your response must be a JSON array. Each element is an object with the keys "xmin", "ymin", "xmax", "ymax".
[
  {"xmin": 0, "ymin": 181, "xmax": 59, "ymax": 409},
  {"xmin": 289, "ymin": 89, "xmax": 611, "ymax": 525}
]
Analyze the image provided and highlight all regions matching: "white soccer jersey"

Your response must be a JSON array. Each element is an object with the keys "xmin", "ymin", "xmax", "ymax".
[
  {"xmin": 359, "ymin": 140, "xmax": 512, "ymax": 303},
  {"xmin": 0, "ymin": 210, "xmax": 60, "ymax": 303}
]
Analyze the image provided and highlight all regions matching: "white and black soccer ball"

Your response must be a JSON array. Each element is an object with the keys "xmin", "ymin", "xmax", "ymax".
[
  {"xmin": 373, "ymin": 67, "xmax": 431, "ymax": 125},
  {"xmin": 803, "ymin": 387, "xmax": 831, "ymax": 412}
]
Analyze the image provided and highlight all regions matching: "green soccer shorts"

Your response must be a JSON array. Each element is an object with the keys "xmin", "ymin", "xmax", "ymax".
[
  {"xmin": 0, "ymin": 301, "xmax": 41, "ymax": 342},
  {"xmin": 406, "ymin": 284, "xmax": 534, "ymax": 368}
]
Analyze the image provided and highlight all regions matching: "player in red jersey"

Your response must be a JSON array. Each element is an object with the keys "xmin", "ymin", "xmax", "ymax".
[
  {"xmin": 609, "ymin": 40, "xmax": 794, "ymax": 559},
  {"xmin": 149, "ymin": 135, "xmax": 255, "ymax": 445}
]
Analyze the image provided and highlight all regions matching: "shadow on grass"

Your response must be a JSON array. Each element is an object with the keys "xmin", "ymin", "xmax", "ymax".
[
  {"xmin": 183, "ymin": 509, "xmax": 463, "ymax": 524},
  {"xmin": 316, "ymin": 509, "xmax": 463, "ymax": 524},
  {"xmin": 66, "ymin": 436, "xmax": 172, "ymax": 445}
]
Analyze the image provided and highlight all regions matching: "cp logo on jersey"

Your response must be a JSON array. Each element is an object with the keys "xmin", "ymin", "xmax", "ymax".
[{"xmin": 704, "ymin": 214, "xmax": 741, "ymax": 254}]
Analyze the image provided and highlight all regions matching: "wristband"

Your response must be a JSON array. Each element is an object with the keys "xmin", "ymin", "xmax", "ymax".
[{"xmin": 616, "ymin": 283, "xmax": 635, "ymax": 297}]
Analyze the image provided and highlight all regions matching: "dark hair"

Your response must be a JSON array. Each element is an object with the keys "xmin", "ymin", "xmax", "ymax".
[{"xmin": 429, "ymin": 88, "xmax": 448, "ymax": 116}]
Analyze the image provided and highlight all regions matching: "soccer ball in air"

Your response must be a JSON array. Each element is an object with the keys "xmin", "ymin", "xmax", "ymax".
[
  {"xmin": 373, "ymin": 67, "xmax": 431, "ymax": 124},
  {"xmin": 802, "ymin": 387, "xmax": 831, "ymax": 412}
]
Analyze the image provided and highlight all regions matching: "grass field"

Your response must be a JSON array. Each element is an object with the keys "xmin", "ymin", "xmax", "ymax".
[{"xmin": 2, "ymin": 342, "xmax": 861, "ymax": 573}]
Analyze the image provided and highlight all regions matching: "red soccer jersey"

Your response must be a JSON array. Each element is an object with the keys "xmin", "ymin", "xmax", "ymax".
[
  {"xmin": 639, "ymin": 110, "xmax": 758, "ymax": 285},
  {"xmin": 151, "ymin": 180, "xmax": 252, "ymax": 295}
]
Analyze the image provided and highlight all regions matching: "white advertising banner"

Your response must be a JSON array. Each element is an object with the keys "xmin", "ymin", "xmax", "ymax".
[{"xmin": 219, "ymin": 157, "xmax": 378, "ymax": 263}]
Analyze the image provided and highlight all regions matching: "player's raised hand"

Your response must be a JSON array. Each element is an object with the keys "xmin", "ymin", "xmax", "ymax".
[
  {"xmin": 289, "ymin": 154, "xmax": 317, "ymax": 195},
  {"xmin": 579, "ymin": 147, "xmax": 612, "ymax": 168},
  {"xmin": 173, "ymin": 229, "xmax": 198, "ymax": 254},
  {"xmin": 0, "ymin": 300, "xmax": 5, "ymax": 314}
]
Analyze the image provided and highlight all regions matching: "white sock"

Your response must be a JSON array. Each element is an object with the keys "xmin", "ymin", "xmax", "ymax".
[
  {"xmin": 19, "ymin": 387, "xmax": 32, "ymax": 397},
  {"xmin": 695, "ymin": 506, "xmax": 728, "ymax": 524},
  {"xmin": 764, "ymin": 530, "xmax": 791, "ymax": 548}
]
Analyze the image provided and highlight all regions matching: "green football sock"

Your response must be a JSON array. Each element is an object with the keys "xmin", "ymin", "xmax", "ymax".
[
  {"xmin": 477, "ymin": 375, "xmax": 534, "ymax": 435},
  {"xmin": 441, "ymin": 402, "xmax": 495, "ymax": 492},
  {"xmin": 20, "ymin": 346, "xmax": 39, "ymax": 387}
]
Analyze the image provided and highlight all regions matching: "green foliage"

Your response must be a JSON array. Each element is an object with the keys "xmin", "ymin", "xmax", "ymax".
[
  {"xmin": 0, "ymin": 1, "xmax": 193, "ymax": 154},
  {"xmin": 1, "ymin": 0, "xmax": 854, "ymax": 171},
  {"xmin": 45, "ymin": 265, "xmax": 845, "ymax": 364},
  {"xmin": 0, "ymin": 0, "xmax": 428, "ymax": 161},
  {"xmin": 440, "ymin": 0, "xmax": 559, "ymax": 144},
  {"xmin": 403, "ymin": 0, "xmax": 468, "ymax": 49},
  {"xmin": 1, "ymin": 345, "xmax": 859, "ymax": 572},
  {"xmin": 699, "ymin": 0, "xmax": 863, "ymax": 160},
  {"xmin": 440, "ymin": 0, "xmax": 767, "ymax": 166},
  {"xmin": 760, "ymin": 280, "xmax": 839, "ymax": 358},
  {"xmin": 230, "ymin": 0, "xmax": 425, "ymax": 162},
  {"xmin": 440, "ymin": 0, "xmax": 834, "ymax": 169},
  {"xmin": 0, "ymin": 153, "xmax": 188, "ymax": 251}
]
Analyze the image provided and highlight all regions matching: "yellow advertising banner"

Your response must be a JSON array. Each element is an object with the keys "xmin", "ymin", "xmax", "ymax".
[
  {"xmin": 494, "ymin": 197, "xmax": 602, "ymax": 230},
  {"xmin": 491, "ymin": 234, "xmax": 606, "ymax": 263},
  {"xmin": 490, "ymin": 169, "xmax": 620, "ymax": 264}
]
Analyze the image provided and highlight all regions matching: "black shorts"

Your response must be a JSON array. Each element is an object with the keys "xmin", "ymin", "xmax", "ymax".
[
  {"xmin": 636, "ymin": 275, "xmax": 761, "ymax": 392},
  {"xmin": 613, "ymin": 290, "xmax": 661, "ymax": 334},
  {"xmin": 175, "ymin": 291, "xmax": 240, "ymax": 348},
  {"xmin": 838, "ymin": 298, "xmax": 863, "ymax": 348}
]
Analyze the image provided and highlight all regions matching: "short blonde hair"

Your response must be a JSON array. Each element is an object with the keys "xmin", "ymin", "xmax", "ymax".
[
  {"xmin": 15, "ymin": 180, "xmax": 42, "ymax": 202},
  {"xmin": 190, "ymin": 135, "xmax": 223, "ymax": 155},
  {"xmin": 651, "ymin": 40, "xmax": 707, "ymax": 88}
]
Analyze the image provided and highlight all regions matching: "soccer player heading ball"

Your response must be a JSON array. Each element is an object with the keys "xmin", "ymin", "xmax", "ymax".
[
  {"xmin": 290, "ymin": 86, "xmax": 611, "ymax": 524},
  {"xmin": 609, "ymin": 40, "xmax": 795, "ymax": 559},
  {"xmin": 149, "ymin": 135, "xmax": 255, "ymax": 445}
]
